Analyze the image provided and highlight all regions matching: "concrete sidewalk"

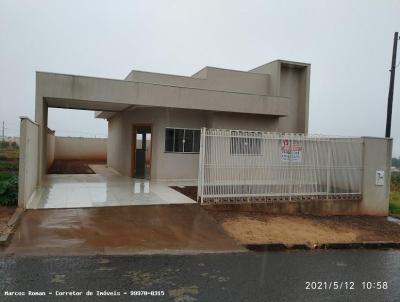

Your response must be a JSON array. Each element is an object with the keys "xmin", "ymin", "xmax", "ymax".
[{"xmin": 1, "ymin": 205, "xmax": 244, "ymax": 256}]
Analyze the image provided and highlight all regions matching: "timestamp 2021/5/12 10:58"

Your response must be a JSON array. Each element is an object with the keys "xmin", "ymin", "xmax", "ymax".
[{"xmin": 305, "ymin": 281, "xmax": 388, "ymax": 290}]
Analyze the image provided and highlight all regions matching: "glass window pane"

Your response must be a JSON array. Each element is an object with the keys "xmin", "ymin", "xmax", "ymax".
[
  {"xmin": 174, "ymin": 129, "xmax": 184, "ymax": 152},
  {"xmin": 193, "ymin": 130, "xmax": 201, "ymax": 152},
  {"xmin": 136, "ymin": 133, "xmax": 143, "ymax": 149},
  {"xmin": 165, "ymin": 128, "xmax": 174, "ymax": 152},
  {"xmin": 184, "ymin": 130, "xmax": 194, "ymax": 152},
  {"xmin": 230, "ymin": 135, "xmax": 261, "ymax": 155}
]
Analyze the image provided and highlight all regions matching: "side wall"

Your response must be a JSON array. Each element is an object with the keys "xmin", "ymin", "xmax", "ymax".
[{"xmin": 18, "ymin": 117, "xmax": 39, "ymax": 208}]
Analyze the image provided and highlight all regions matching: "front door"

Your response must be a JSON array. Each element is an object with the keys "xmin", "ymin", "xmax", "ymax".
[{"xmin": 132, "ymin": 125, "xmax": 152, "ymax": 179}]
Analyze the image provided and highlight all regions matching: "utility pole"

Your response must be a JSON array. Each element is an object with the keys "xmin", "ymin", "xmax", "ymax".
[
  {"xmin": 1, "ymin": 121, "xmax": 4, "ymax": 141},
  {"xmin": 385, "ymin": 32, "xmax": 399, "ymax": 138}
]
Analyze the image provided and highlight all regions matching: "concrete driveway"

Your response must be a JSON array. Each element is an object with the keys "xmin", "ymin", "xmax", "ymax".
[{"xmin": 1, "ymin": 204, "xmax": 243, "ymax": 256}]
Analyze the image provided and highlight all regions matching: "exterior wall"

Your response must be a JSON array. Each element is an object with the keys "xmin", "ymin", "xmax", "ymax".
[
  {"xmin": 278, "ymin": 66, "xmax": 302, "ymax": 133},
  {"xmin": 54, "ymin": 137, "xmax": 107, "ymax": 161},
  {"xmin": 108, "ymin": 107, "xmax": 210, "ymax": 180},
  {"xmin": 251, "ymin": 60, "xmax": 310, "ymax": 134},
  {"xmin": 360, "ymin": 137, "xmax": 393, "ymax": 215},
  {"xmin": 207, "ymin": 112, "xmax": 279, "ymax": 131},
  {"xmin": 107, "ymin": 107, "xmax": 281, "ymax": 180},
  {"xmin": 46, "ymin": 128, "xmax": 55, "ymax": 169},
  {"xmin": 18, "ymin": 117, "xmax": 39, "ymax": 208}
]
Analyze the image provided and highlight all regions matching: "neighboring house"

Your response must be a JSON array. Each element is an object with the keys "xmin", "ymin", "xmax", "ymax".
[
  {"xmin": 391, "ymin": 166, "xmax": 400, "ymax": 173},
  {"xmin": 2, "ymin": 136, "xmax": 20, "ymax": 146},
  {"xmin": 95, "ymin": 60, "xmax": 309, "ymax": 180}
]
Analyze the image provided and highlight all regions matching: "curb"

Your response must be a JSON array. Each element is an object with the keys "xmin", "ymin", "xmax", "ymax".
[
  {"xmin": 317, "ymin": 242, "xmax": 400, "ymax": 250},
  {"xmin": 244, "ymin": 241, "xmax": 400, "ymax": 251},
  {"xmin": 0, "ymin": 208, "xmax": 24, "ymax": 246}
]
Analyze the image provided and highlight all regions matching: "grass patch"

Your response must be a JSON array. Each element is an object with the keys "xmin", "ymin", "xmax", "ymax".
[
  {"xmin": 389, "ymin": 191, "xmax": 400, "ymax": 214},
  {"xmin": 0, "ymin": 160, "xmax": 18, "ymax": 172},
  {"xmin": 391, "ymin": 172, "xmax": 400, "ymax": 191},
  {"xmin": 0, "ymin": 173, "xmax": 18, "ymax": 206},
  {"xmin": 0, "ymin": 147, "xmax": 19, "ymax": 206},
  {"xmin": 390, "ymin": 172, "xmax": 400, "ymax": 215}
]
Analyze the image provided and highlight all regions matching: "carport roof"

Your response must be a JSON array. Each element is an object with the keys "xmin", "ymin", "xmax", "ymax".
[{"xmin": 36, "ymin": 72, "xmax": 289, "ymax": 117}]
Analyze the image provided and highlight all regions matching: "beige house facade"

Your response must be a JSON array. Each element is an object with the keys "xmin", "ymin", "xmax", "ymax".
[
  {"xmin": 33, "ymin": 59, "xmax": 311, "ymax": 182},
  {"xmin": 99, "ymin": 60, "xmax": 310, "ymax": 180}
]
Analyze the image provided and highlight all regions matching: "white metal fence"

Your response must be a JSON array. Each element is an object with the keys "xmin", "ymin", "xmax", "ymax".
[{"xmin": 197, "ymin": 128, "xmax": 363, "ymax": 204}]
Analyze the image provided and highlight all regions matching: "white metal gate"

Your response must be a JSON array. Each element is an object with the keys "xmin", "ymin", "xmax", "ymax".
[{"xmin": 197, "ymin": 128, "xmax": 363, "ymax": 204}]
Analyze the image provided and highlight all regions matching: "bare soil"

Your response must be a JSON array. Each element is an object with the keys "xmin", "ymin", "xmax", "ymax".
[
  {"xmin": 170, "ymin": 186, "xmax": 198, "ymax": 201},
  {"xmin": 0, "ymin": 206, "xmax": 15, "ymax": 236},
  {"xmin": 47, "ymin": 160, "xmax": 106, "ymax": 174},
  {"xmin": 206, "ymin": 211, "xmax": 400, "ymax": 245}
]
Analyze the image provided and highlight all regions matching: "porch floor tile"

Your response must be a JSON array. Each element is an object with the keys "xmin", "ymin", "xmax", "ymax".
[{"xmin": 27, "ymin": 165, "xmax": 196, "ymax": 209}]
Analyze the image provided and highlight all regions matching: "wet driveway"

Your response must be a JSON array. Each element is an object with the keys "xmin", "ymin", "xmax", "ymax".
[{"xmin": 1, "ymin": 205, "xmax": 243, "ymax": 256}]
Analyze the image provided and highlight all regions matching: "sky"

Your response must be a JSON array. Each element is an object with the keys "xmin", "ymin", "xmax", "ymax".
[{"xmin": 0, "ymin": 0, "xmax": 399, "ymax": 156}]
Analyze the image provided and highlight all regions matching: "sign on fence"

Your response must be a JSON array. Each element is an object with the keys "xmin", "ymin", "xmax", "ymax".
[{"xmin": 280, "ymin": 139, "xmax": 302, "ymax": 162}]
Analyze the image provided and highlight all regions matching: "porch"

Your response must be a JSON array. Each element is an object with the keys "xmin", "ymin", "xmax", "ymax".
[{"xmin": 27, "ymin": 164, "xmax": 196, "ymax": 209}]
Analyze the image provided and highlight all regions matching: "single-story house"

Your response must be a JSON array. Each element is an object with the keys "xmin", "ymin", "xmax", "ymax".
[
  {"xmin": 36, "ymin": 60, "xmax": 310, "ymax": 181},
  {"xmin": 17, "ymin": 59, "xmax": 392, "ymax": 216}
]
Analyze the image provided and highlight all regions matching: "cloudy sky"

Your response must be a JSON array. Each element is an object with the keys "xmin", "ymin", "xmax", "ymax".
[{"xmin": 0, "ymin": 0, "xmax": 399, "ymax": 156}]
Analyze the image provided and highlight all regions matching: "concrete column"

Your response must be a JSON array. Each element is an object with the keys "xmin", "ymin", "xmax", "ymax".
[{"xmin": 360, "ymin": 137, "xmax": 393, "ymax": 216}]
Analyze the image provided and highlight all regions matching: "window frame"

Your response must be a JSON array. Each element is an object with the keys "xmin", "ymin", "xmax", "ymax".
[{"xmin": 164, "ymin": 127, "xmax": 201, "ymax": 154}]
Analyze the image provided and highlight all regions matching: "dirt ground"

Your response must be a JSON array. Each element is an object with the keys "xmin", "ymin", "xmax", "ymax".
[
  {"xmin": 47, "ymin": 160, "xmax": 106, "ymax": 174},
  {"xmin": 206, "ymin": 210, "xmax": 400, "ymax": 245},
  {"xmin": 171, "ymin": 186, "xmax": 197, "ymax": 201},
  {"xmin": 0, "ymin": 206, "xmax": 15, "ymax": 236}
]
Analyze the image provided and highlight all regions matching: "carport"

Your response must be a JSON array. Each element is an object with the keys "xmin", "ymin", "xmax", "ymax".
[
  {"xmin": 19, "ymin": 70, "xmax": 286, "ymax": 209},
  {"xmin": 21, "ymin": 72, "xmax": 215, "ymax": 209}
]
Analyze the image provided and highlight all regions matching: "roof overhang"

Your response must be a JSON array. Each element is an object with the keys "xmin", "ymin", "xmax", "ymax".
[{"xmin": 37, "ymin": 72, "xmax": 290, "ymax": 117}]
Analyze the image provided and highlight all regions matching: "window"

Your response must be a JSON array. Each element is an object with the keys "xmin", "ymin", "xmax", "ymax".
[
  {"xmin": 165, "ymin": 128, "xmax": 201, "ymax": 153},
  {"xmin": 165, "ymin": 128, "xmax": 174, "ymax": 152},
  {"xmin": 230, "ymin": 131, "xmax": 262, "ymax": 155}
]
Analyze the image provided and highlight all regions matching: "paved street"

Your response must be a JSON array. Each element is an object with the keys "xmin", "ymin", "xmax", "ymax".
[{"xmin": 0, "ymin": 250, "xmax": 399, "ymax": 301}]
